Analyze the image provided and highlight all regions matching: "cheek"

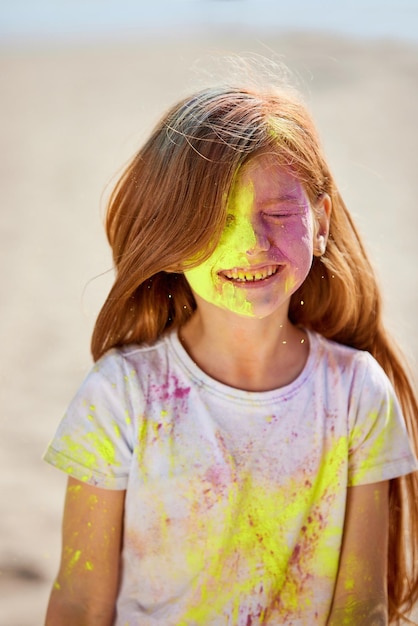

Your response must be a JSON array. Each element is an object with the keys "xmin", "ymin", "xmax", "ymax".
[
  {"xmin": 275, "ymin": 217, "xmax": 314, "ymax": 259},
  {"xmin": 184, "ymin": 263, "xmax": 215, "ymax": 297},
  {"xmin": 183, "ymin": 260, "xmax": 254, "ymax": 315},
  {"xmin": 216, "ymin": 221, "xmax": 256, "ymax": 268},
  {"xmin": 229, "ymin": 219, "xmax": 256, "ymax": 250}
]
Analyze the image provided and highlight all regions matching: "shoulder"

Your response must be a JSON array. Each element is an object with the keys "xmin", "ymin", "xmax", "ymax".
[
  {"xmin": 58, "ymin": 335, "xmax": 175, "ymax": 420},
  {"xmin": 83, "ymin": 332, "xmax": 189, "ymax": 411},
  {"xmin": 308, "ymin": 331, "xmax": 397, "ymax": 404},
  {"xmin": 91, "ymin": 333, "xmax": 173, "ymax": 384},
  {"xmin": 312, "ymin": 331, "xmax": 388, "ymax": 377},
  {"xmin": 310, "ymin": 331, "xmax": 378, "ymax": 379},
  {"xmin": 309, "ymin": 334, "xmax": 418, "ymax": 483}
]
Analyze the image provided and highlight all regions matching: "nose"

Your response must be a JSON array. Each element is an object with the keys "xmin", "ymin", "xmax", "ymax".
[{"xmin": 246, "ymin": 225, "xmax": 271, "ymax": 256}]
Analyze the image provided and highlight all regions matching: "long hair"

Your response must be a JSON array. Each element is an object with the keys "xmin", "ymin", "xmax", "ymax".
[{"xmin": 91, "ymin": 85, "xmax": 418, "ymax": 623}]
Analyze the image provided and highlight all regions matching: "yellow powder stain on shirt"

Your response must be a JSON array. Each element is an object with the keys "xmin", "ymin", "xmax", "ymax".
[
  {"xmin": 61, "ymin": 436, "xmax": 97, "ymax": 470},
  {"xmin": 348, "ymin": 402, "xmax": 394, "ymax": 486},
  {"xmin": 60, "ymin": 427, "xmax": 120, "ymax": 481},
  {"xmin": 87, "ymin": 405, "xmax": 96, "ymax": 422},
  {"xmin": 85, "ymin": 429, "xmax": 118, "ymax": 467},
  {"xmin": 179, "ymin": 436, "xmax": 348, "ymax": 624}
]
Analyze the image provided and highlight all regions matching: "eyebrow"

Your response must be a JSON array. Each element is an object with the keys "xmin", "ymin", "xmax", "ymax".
[{"xmin": 262, "ymin": 195, "xmax": 302, "ymax": 205}]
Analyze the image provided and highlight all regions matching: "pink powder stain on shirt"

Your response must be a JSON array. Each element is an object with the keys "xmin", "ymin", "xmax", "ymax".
[
  {"xmin": 151, "ymin": 376, "xmax": 190, "ymax": 402},
  {"xmin": 205, "ymin": 465, "xmax": 227, "ymax": 490},
  {"xmin": 173, "ymin": 382, "xmax": 191, "ymax": 399}
]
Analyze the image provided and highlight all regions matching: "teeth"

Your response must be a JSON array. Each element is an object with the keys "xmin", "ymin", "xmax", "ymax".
[{"xmin": 223, "ymin": 265, "xmax": 278, "ymax": 282}]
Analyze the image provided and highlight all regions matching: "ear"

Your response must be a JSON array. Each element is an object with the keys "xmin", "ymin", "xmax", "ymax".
[{"xmin": 313, "ymin": 193, "xmax": 332, "ymax": 257}]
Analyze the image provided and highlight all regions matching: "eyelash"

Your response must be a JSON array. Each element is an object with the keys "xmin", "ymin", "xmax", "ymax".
[{"xmin": 264, "ymin": 213, "xmax": 292, "ymax": 219}]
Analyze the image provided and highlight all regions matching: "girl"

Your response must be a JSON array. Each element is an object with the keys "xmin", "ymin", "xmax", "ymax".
[{"xmin": 44, "ymin": 82, "xmax": 418, "ymax": 625}]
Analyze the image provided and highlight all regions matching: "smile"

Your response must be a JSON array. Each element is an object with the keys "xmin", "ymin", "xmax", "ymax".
[{"xmin": 220, "ymin": 265, "xmax": 280, "ymax": 283}]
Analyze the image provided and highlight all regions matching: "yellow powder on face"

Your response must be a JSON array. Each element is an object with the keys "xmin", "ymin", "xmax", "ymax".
[
  {"xmin": 220, "ymin": 279, "xmax": 253, "ymax": 317},
  {"xmin": 284, "ymin": 274, "xmax": 298, "ymax": 294},
  {"xmin": 220, "ymin": 180, "xmax": 257, "ymax": 261},
  {"xmin": 184, "ymin": 179, "xmax": 256, "ymax": 317}
]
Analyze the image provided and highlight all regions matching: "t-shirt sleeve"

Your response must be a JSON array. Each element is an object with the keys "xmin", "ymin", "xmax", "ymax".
[
  {"xmin": 43, "ymin": 350, "xmax": 137, "ymax": 490},
  {"xmin": 347, "ymin": 352, "xmax": 418, "ymax": 487}
]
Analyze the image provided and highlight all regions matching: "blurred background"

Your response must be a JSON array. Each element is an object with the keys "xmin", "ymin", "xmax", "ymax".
[{"xmin": 1, "ymin": 1, "xmax": 417, "ymax": 624}]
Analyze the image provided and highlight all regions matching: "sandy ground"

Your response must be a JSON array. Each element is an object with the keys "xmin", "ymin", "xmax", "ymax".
[{"xmin": 0, "ymin": 29, "xmax": 417, "ymax": 625}]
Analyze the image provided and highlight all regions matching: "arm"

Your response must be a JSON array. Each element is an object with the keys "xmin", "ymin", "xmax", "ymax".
[
  {"xmin": 327, "ymin": 481, "xmax": 389, "ymax": 626},
  {"xmin": 45, "ymin": 477, "xmax": 126, "ymax": 626}
]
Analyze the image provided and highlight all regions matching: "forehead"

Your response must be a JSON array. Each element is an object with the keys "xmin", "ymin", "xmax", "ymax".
[{"xmin": 234, "ymin": 153, "xmax": 304, "ymax": 199}]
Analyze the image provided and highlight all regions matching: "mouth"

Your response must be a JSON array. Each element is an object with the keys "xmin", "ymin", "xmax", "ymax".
[{"xmin": 219, "ymin": 265, "xmax": 281, "ymax": 283}]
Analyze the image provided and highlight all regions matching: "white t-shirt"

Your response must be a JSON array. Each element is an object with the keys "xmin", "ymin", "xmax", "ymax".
[{"xmin": 44, "ymin": 330, "xmax": 418, "ymax": 625}]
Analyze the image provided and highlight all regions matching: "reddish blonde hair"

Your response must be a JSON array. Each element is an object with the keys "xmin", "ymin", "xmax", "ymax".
[{"xmin": 92, "ymin": 85, "xmax": 418, "ymax": 623}]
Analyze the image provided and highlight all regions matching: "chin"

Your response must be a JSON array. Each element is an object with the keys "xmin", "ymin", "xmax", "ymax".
[{"xmin": 222, "ymin": 303, "xmax": 286, "ymax": 320}]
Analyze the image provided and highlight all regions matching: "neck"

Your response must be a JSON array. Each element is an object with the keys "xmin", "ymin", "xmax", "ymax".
[{"xmin": 179, "ymin": 306, "xmax": 308, "ymax": 392}]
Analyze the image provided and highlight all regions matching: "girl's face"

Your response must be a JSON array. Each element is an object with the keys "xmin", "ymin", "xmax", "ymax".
[{"xmin": 184, "ymin": 153, "xmax": 329, "ymax": 320}]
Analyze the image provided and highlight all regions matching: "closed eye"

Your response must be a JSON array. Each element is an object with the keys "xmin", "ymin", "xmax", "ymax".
[
  {"xmin": 262, "ymin": 197, "xmax": 307, "ymax": 217},
  {"xmin": 263, "ymin": 211, "xmax": 299, "ymax": 219}
]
